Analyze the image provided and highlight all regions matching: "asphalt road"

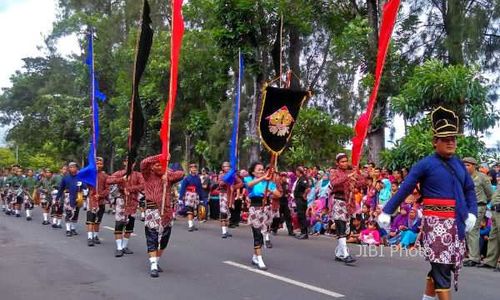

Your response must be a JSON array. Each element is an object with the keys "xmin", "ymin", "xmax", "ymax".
[{"xmin": 0, "ymin": 208, "xmax": 498, "ymax": 300}]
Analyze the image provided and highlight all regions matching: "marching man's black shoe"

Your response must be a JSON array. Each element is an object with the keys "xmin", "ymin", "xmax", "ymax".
[
  {"xmin": 344, "ymin": 255, "xmax": 357, "ymax": 265},
  {"xmin": 115, "ymin": 249, "xmax": 123, "ymax": 257},
  {"xmin": 122, "ymin": 247, "xmax": 133, "ymax": 254},
  {"xmin": 150, "ymin": 269, "xmax": 159, "ymax": 278}
]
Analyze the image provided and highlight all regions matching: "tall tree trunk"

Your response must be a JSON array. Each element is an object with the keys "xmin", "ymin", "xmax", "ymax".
[
  {"xmin": 271, "ymin": 19, "xmax": 282, "ymax": 77},
  {"xmin": 288, "ymin": 25, "xmax": 302, "ymax": 89},
  {"xmin": 443, "ymin": 0, "xmax": 465, "ymax": 65},
  {"xmin": 366, "ymin": 0, "xmax": 385, "ymax": 165},
  {"xmin": 185, "ymin": 133, "xmax": 191, "ymax": 164},
  {"xmin": 442, "ymin": 0, "xmax": 466, "ymax": 131}
]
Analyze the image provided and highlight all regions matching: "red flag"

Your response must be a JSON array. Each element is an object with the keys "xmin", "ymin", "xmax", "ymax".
[
  {"xmin": 351, "ymin": 0, "xmax": 400, "ymax": 167},
  {"xmin": 160, "ymin": 0, "xmax": 185, "ymax": 171}
]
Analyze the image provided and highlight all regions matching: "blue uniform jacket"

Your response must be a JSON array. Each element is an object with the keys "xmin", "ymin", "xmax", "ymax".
[
  {"xmin": 383, "ymin": 153, "xmax": 477, "ymax": 240},
  {"xmin": 56, "ymin": 174, "xmax": 87, "ymax": 208},
  {"xmin": 179, "ymin": 174, "xmax": 206, "ymax": 202}
]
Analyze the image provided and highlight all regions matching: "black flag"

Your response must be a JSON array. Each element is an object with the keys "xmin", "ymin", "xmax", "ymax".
[
  {"xmin": 126, "ymin": 0, "xmax": 153, "ymax": 176},
  {"xmin": 258, "ymin": 85, "xmax": 308, "ymax": 155}
]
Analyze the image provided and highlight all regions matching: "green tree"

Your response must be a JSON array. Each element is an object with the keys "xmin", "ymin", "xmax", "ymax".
[
  {"xmin": 381, "ymin": 119, "xmax": 486, "ymax": 170},
  {"xmin": 281, "ymin": 107, "xmax": 352, "ymax": 168},
  {"xmin": 391, "ymin": 60, "xmax": 499, "ymax": 133},
  {"xmin": 0, "ymin": 148, "xmax": 16, "ymax": 168}
]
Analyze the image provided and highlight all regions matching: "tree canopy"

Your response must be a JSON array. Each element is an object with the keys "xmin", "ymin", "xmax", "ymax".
[{"xmin": 0, "ymin": 0, "xmax": 498, "ymax": 172}]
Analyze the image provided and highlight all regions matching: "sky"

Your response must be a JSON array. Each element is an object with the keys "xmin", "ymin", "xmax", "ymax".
[
  {"xmin": 0, "ymin": 0, "xmax": 497, "ymax": 150},
  {"xmin": 0, "ymin": 0, "xmax": 79, "ymax": 145}
]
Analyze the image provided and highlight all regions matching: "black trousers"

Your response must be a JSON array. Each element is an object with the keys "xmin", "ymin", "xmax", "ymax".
[
  {"xmin": 115, "ymin": 215, "xmax": 136, "ymax": 234},
  {"xmin": 271, "ymin": 198, "xmax": 293, "ymax": 234},
  {"xmin": 86, "ymin": 204, "xmax": 105, "ymax": 225},
  {"xmin": 65, "ymin": 207, "xmax": 80, "ymax": 222},
  {"xmin": 428, "ymin": 262, "xmax": 453, "ymax": 291},
  {"xmin": 229, "ymin": 198, "xmax": 242, "ymax": 225},
  {"xmin": 296, "ymin": 198, "xmax": 308, "ymax": 235},
  {"xmin": 335, "ymin": 220, "xmax": 348, "ymax": 238},
  {"xmin": 209, "ymin": 199, "xmax": 219, "ymax": 220},
  {"xmin": 252, "ymin": 226, "xmax": 264, "ymax": 248},
  {"xmin": 145, "ymin": 226, "xmax": 172, "ymax": 252}
]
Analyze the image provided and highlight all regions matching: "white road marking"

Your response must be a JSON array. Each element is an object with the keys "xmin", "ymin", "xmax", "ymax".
[
  {"xmin": 223, "ymin": 260, "xmax": 345, "ymax": 298},
  {"xmin": 103, "ymin": 226, "xmax": 137, "ymax": 236}
]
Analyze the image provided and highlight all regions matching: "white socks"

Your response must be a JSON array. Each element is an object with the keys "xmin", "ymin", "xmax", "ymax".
[
  {"xmin": 264, "ymin": 233, "xmax": 270, "ymax": 241},
  {"xmin": 335, "ymin": 244, "xmax": 343, "ymax": 258},
  {"xmin": 43, "ymin": 213, "xmax": 48, "ymax": 221},
  {"xmin": 56, "ymin": 219, "xmax": 62, "ymax": 226},
  {"xmin": 52, "ymin": 217, "xmax": 57, "ymax": 224},
  {"xmin": 339, "ymin": 237, "xmax": 349, "ymax": 257},
  {"xmin": 88, "ymin": 232, "xmax": 93, "ymax": 239},
  {"xmin": 188, "ymin": 220, "xmax": 194, "ymax": 228},
  {"xmin": 256, "ymin": 255, "xmax": 266, "ymax": 269},
  {"xmin": 222, "ymin": 226, "xmax": 227, "ymax": 234},
  {"xmin": 252, "ymin": 254, "xmax": 258, "ymax": 264},
  {"xmin": 15, "ymin": 209, "xmax": 20, "ymax": 215},
  {"xmin": 122, "ymin": 238, "xmax": 129, "ymax": 249},
  {"xmin": 116, "ymin": 239, "xmax": 123, "ymax": 250},
  {"xmin": 93, "ymin": 232, "xmax": 99, "ymax": 239},
  {"xmin": 149, "ymin": 257, "xmax": 158, "ymax": 270},
  {"xmin": 65, "ymin": 223, "xmax": 71, "ymax": 231},
  {"xmin": 422, "ymin": 295, "xmax": 436, "ymax": 300},
  {"xmin": 26, "ymin": 209, "xmax": 32, "ymax": 217},
  {"xmin": 141, "ymin": 211, "xmax": 145, "ymax": 218},
  {"xmin": 70, "ymin": 223, "xmax": 76, "ymax": 230}
]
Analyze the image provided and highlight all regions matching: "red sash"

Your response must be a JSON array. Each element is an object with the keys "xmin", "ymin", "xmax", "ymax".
[{"xmin": 423, "ymin": 198, "xmax": 455, "ymax": 219}]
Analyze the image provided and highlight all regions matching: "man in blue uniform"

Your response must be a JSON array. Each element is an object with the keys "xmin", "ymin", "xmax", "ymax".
[
  {"xmin": 379, "ymin": 107, "xmax": 477, "ymax": 300},
  {"xmin": 57, "ymin": 162, "xmax": 87, "ymax": 237},
  {"xmin": 179, "ymin": 163, "xmax": 206, "ymax": 231}
]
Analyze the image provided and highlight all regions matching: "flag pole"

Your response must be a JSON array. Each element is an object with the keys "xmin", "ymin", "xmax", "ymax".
[{"xmin": 89, "ymin": 30, "xmax": 98, "ymax": 195}]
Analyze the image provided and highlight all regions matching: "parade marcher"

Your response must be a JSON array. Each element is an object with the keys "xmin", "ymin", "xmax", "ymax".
[
  {"xmin": 140, "ymin": 154, "xmax": 184, "ymax": 277},
  {"xmin": 329, "ymin": 153, "xmax": 364, "ymax": 264},
  {"xmin": 4, "ymin": 167, "xmax": 16, "ymax": 215},
  {"xmin": 478, "ymin": 177, "xmax": 500, "ymax": 272},
  {"xmin": 37, "ymin": 169, "xmax": 56, "ymax": 225},
  {"xmin": 11, "ymin": 166, "xmax": 25, "ymax": 218},
  {"xmin": 106, "ymin": 158, "xmax": 144, "ymax": 257},
  {"xmin": 270, "ymin": 172, "xmax": 294, "ymax": 236},
  {"xmin": 22, "ymin": 168, "xmax": 37, "ymax": 221},
  {"xmin": 462, "ymin": 157, "xmax": 493, "ymax": 267},
  {"xmin": 244, "ymin": 162, "xmax": 281, "ymax": 270},
  {"xmin": 218, "ymin": 161, "xmax": 243, "ymax": 238},
  {"xmin": 86, "ymin": 157, "xmax": 109, "ymax": 246},
  {"xmin": 379, "ymin": 107, "xmax": 477, "ymax": 300},
  {"xmin": 49, "ymin": 164, "xmax": 68, "ymax": 228},
  {"xmin": 294, "ymin": 166, "xmax": 311, "ymax": 240},
  {"xmin": 179, "ymin": 163, "xmax": 206, "ymax": 231},
  {"xmin": 0, "ymin": 169, "xmax": 8, "ymax": 212},
  {"xmin": 57, "ymin": 162, "xmax": 86, "ymax": 237},
  {"xmin": 229, "ymin": 171, "xmax": 245, "ymax": 228}
]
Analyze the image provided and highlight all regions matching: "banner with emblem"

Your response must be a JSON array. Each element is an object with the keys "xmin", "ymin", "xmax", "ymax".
[{"xmin": 258, "ymin": 85, "xmax": 308, "ymax": 155}]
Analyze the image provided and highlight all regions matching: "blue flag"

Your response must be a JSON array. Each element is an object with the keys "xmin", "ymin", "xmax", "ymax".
[
  {"xmin": 223, "ymin": 52, "xmax": 244, "ymax": 184},
  {"xmin": 78, "ymin": 32, "xmax": 106, "ymax": 187}
]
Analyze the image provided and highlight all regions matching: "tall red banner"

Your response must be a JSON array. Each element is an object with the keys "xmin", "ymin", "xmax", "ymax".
[
  {"xmin": 160, "ymin": 0, "xmax": 185, "ymax": 170},
  {"xmin": 351, "ymin": 0, "xmax": 400, "ymax": 167}
]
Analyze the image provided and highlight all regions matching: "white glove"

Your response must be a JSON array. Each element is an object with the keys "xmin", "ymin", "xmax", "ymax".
[
  {"xmin": 465, "ymin": 213, "xmax": 477, "ymax": 232},
  {"xmin": 378, "ymin": 212, "xmax": 391, "ymax": 228}
]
